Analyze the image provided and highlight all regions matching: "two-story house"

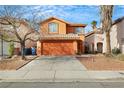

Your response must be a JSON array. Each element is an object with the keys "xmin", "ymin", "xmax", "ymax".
[
  {"xmin": 37, "ymin": 17, "xmax": 86, "ymax": 56},
  {"xmin": 85, "ymin": 16, "xmax": 124, "ymax": 54}
]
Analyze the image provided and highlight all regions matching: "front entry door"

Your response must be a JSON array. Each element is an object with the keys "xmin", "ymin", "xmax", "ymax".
[{"xmin": 97, "ymin": 42, "xmax": 103, "ymax": 53}]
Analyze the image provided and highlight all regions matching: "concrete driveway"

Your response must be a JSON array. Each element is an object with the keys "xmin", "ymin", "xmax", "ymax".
[
  {"xmin": 17, "ymin": 56, "xmax": 88, "ymax": 81},
  {"xmin": 1, "ymin": 56, "xmax": 124, "ymax": 82},
  {"xmin": 19, "ymin": 56, "xmax": 87, "ymax": 71},
  {"xmin": 0, "ymin": 56, "xmax": 89, "ymax": 81}
]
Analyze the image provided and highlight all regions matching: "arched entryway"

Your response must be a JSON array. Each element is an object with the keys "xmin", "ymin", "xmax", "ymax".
[
  {"xmin": 97, "ymin": 42, "xmax": 103, "ymax": 53},
  {"xmin": 91, "ymin": 43, "xmax": 94, "ymax": 53}
]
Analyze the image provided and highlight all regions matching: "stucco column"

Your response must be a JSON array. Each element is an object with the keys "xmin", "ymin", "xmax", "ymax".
[
  {"xmin": 103, "ymin": 32, "xmax": 107, "ymax": 53},
  {"xmin": 94, "ymin": 42, "xmax": 97, "ymax": 52},
  {"xmin": 37, "ymin": 41, "xmax": 42, "ymax": 56},
  {"xmin": 73, "ymin": 41, "xmax": 78, "ymax": 54}
]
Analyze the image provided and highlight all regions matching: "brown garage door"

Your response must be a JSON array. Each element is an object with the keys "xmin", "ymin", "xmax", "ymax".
[{"xmin": 42, "ymin": 40, "xmax": 75, "ymax": 55}]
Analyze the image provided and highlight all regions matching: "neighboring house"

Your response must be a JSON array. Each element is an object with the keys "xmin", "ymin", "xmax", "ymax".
[
  {"xmin": 103, "ymin": 16, "xmax": 124, "ymax": 54},
  {"xmin": 0, "ymin": 19, "xmax": 38, "ymax": 55},
  {"xmin": 0, "ymin": 39, "xmax": 9, "ymax": 56},
  {"xmin": 86, "ymin": 16, "xmax": 124, "ymax": 54},
  {"xmin": 0, "ymin": 20, "xmax": 13, "ymax": 56},
  {"xmin": 37, "ymin": 17, "xmax": 86, "ymax": 56},
  {"xmin": 15, "ymin": 20, "xmax": 38, "ymax": 48},
  {"xmin": 13, "ymin": 20, "xmax": 39, "ymax": 55},
  {"xmin": 85, "ymin": 28, "xmax": 104, "ymax": 53}
]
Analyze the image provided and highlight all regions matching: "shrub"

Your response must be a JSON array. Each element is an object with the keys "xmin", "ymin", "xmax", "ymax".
[
  {"xmin": 112, "ymin": 47, "xmax": 121, "ymax": 55},
  {"xmin": 104, "ymin": 53, "xmax": 114, "ymax": 58},
  {"xmin": 94, "ymin": 51, "xmax": 97, "ymax": 54},
  {"xmin": 116, "ymin": 54, "xmax": 124, "ymax": 61},
  {"xmin": 76, "ymin": 51, "xmax": 82, "ymax": 55},
  {"xmin": 8, "ymin": 42, "xmax": 14, "ymax": 58}
]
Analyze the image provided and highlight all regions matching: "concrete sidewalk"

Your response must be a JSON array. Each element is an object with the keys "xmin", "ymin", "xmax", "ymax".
[{"xmin": 0, "ymin": 56, "xmax": 124, "ymax": 82}]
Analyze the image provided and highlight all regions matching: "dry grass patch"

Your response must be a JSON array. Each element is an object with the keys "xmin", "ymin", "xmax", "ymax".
[
  {"xmin": 0, "ymin": 56, "xmax": 37, "ymax": 70},
  {"xmin": 77, "ymin": 55, "xmax": 124, "ymax": 71}
]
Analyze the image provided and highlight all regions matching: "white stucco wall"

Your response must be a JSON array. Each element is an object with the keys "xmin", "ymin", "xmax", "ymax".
[
  {"xmin": 85, "ymin": 34, "xmax": 95, "ymax": 52},
  {"xmin": 120, "ymin": 20, "xmax": 124, "ymax": 54},
  {"xmin": 0, "ymin": 40, "xmax": 9, "ymax": 56},
  {"xmin": 94, "ymin": 34, "xmax": 103, "ymax": 51},
  {"xmin": 102, "ymin": 31, "xmax": 106, "ymax": 53},
  {"xmin": 103, "ymin": 19, "xmax": 124, "ymax": 54},
  {"xmin": 85, "ymin": 32, "xmax": 103, "ymax": 52},
  {"xmin": 110, "ymin": 24, "xmax": 119, "ymax": 49}
]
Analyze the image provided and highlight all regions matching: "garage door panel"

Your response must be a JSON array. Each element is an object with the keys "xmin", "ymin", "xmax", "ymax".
[{"xmin": 42, "ymin": 41, "xmax": 75, "ymax": 55}]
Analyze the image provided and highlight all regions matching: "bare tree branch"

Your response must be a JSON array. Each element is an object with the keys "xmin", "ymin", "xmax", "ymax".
[
  {"xmin": 25, "ymin": 38, "xmax": 39, "ymax": 42},
  {"xmin": 0, "ymin": 37, "xmax": 20, "ymax": 43},
  {"xmin": 24, "ymin": 31, "xmax": 34, "ymax": 40},
  {"xmin": 0, "ymin": 5, "xmax": 41, "ymax": 60}
]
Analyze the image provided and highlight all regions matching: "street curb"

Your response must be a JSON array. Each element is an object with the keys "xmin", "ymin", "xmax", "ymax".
[{"xmin": 1, "ymin": 78, "xmax": 124, "ymax": 83}]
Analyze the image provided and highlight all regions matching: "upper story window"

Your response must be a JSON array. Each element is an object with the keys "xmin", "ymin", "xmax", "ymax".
[
  {"xmin": 75, "ymin": 27, "xmax": 84, "ymax": 34},
  {"xmin": 48, "ymin": 22, "xmax": 58, "ymax": 33}
]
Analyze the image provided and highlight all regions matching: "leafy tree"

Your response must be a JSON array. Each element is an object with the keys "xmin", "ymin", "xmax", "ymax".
[
  {"xmin": 8, "ymin": 42, "xmax": 14, "ymax": 58},
  {"xmin": 91, "ymin": 20, "xmax": 97, "ymax": 29}
]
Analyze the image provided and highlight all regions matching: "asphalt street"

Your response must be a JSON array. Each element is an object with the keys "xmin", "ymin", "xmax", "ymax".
[{"xmin": 0, "ymin": 82, "xmax": 124, "ymax": 88}]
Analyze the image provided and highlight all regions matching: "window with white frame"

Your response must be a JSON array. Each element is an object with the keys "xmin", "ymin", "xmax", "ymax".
[{"xmin": 48, "ymin": 22, "xmax": 58, "ymax": 33}]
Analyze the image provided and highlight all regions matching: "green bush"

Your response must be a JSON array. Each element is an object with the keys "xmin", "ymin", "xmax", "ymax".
[
  {"xmin": 112, "ymin": 47, "xmax": 121, "ymax": 55},
  {"xmin": 8, "ymin": 42, "xmax": 14, "ymax": 58},
  {"xmin": 94, "ymin": 51, "xmax": 97, "ymax": 54},
  {"xmin": 116, "ymin": 54, "xmax": 124, "ymax": 61},
  {"xmin": 104, "ymin": 53, "xmax": 114, "ymax": 58},
  {"xmin": 76, "ymin": 51, "xmax": 82, "ymax": 55}
]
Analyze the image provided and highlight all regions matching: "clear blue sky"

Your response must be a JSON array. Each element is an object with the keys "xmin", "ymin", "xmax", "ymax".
[
  {"xmin": 1, "ymin": 5, "xmax": 124, "ymax": 33},
  {"xmin": 26, "ymin": 5, "xmax": 124, "ymax": 33}
]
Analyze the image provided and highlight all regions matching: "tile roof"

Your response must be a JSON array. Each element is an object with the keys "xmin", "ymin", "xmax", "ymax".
[
  {"xmin": 40, "ymin": 17, "xmax": 86, "ymax": 27},
  {"xmin": 113, "ymin": 16, "xmax": 124, "ymax": 25},
  {"xmin": 85, "ymin": 28, "xmax": 103, "ymax": 37},
  {"xmin": 40, "ymin": 34, "xmax": 82, "ymax": 40}
]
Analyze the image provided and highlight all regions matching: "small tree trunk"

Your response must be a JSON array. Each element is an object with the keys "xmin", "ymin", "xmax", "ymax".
[
  {"xmin": 106, "ymin": 31, "xmax": 111, "ymax": 54},
  {"xmin": 21, "ymin": 42, "xmax": 26, "ymax": 60},
  {"xmin": 0, "ymin": 35, "xmax": 3, "ymax": 60}
]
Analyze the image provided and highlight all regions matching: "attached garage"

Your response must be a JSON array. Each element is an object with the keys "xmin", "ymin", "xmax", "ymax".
[
  {"xmin": 37, "ymin": 17, "xmax": 86, "ymax": 56},
  {"xmin": 36, "ymin": 34, "xmax": 85, "ymax": 56},
  {"xmin": 41, "ymin": 40, "xmax": 77, "ymax": 56}
]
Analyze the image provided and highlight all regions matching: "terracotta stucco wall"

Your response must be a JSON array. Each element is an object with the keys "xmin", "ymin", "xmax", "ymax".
[
  {"xmin": 73, "ymin": 41, "xmax": 78, "ymax": 53},
  {"xmin": 66, "ymin": 26, "xmax": 75, "ymax": 34},
  {"xmin": 37, "ymin": 41, "xmax": 42, "ymax": 56},
  {"xmin": 40, "ymin": 19, "xmax": 66, "ymax": 35}
]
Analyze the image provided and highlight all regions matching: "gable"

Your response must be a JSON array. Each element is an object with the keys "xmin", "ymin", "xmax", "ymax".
[
  {"xmin": 40, "ymin": 17, "xmax": 86, "ymax": 35},
  {"xmin": 40, "ymin": 17, "xmax": 69, "ymax": 25},
  {"xmin": 40, "ymin": 18, "xmax": 67, "ymax": 34}
]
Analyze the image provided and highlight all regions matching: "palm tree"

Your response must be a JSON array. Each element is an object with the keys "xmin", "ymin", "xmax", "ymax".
[
  {"xmin": 91, "ymin": 20, "xmax": 97, "ymax": 30},
  {"xmin": 100, "ymin": 5, "xmax": 114, "ymax": 54}
]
